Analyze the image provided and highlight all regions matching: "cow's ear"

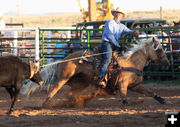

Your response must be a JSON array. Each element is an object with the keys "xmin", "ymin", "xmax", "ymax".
[
  {"xmin": 32, "ymin": 60, "xmax": 38, "ymax": 67},
  {"xmin": 34, "ymin": 58, "xmax": 42, "ymax": 63},
  {"xmin": 33, "ymin": 58, "xmax": 42, "ymax": 67},
  {"xmin": 35, "ymin": 58, "xmax": 42, "ymax": 63}
]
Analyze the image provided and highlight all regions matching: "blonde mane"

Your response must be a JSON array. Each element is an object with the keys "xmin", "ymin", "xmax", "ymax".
[{"xmin": 124, "ymin": 37, "xmax": 155, "ymax": 59}]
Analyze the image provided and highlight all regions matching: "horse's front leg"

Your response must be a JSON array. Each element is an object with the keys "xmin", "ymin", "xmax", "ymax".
[
  {"xmin": 130, "ymin": 84, "xmax": 171, "ymax": 104},
  {"xmin": 118, "ymin": 80, "xmax": 129, "ymax": 104}
]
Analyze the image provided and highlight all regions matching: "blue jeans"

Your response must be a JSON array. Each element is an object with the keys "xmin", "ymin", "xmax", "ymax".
[{"xmin": 98, "ymin": 41, "xmax": 116, "ymax": 78}]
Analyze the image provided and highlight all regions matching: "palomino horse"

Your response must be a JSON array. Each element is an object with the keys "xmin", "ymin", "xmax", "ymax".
[{"xmin": 42, "ymin": 36, "xmax": 170, "ymax": 107}]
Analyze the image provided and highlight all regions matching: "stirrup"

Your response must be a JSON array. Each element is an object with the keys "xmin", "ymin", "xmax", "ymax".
[
  {"xmin": 79, "ymin": 57, "xmax": 88, "ymax": 63},
  {"xmin": 96, "ymin": 77, "xmax": 107, "ymax": 88},
  {"xmin": 98, "ymin": 81, "xmax": 106, "ymax": 88},
  {"xmin": 79, "ymin": 50, "xmax": 88, "ymax": 63}
]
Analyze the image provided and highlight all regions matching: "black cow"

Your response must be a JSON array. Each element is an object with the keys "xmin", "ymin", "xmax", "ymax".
[{"xmin": 0, "ymin": 55, "xmax": 43, "ymax": 114}]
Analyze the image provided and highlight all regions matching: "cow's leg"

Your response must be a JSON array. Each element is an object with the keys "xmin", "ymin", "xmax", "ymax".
[
  {"xmin": 130, "ymin": 84, "xmax": 167, "ymax": 104},
  {"xmin": 6, "ymin": 87, "xmax": 20, "ymax": 114}
]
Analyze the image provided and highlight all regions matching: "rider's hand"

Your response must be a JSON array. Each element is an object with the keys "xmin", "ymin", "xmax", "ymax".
[
  {"xmin": 119, "ymin": 46, "xmax": 127, "ymax": 52},
  {"xmin": 133, "ymin": 30, "xmax": 140, "ymax": 37}
]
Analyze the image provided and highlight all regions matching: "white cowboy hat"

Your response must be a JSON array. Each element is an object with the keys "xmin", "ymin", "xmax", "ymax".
[{"xmin": 111, "ymin": 7, "xmax": 125, "ymax": 17}]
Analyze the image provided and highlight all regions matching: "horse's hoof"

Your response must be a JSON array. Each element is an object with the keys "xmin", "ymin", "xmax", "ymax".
[
  {"xmin": 6, "ymin": 111, "xmax": 12, "ymax": 115},
  {"xmin": 154, "ymin": 95, "xmax": 166, "ymax": 104},
  {"xmin": 122, "ymin": 100, "xmax": 128, "ymax": 104}
]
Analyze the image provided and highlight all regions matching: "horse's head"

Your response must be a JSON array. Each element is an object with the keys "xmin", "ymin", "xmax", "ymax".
[{"xmin": 146, "ymin": 37, "xmax": 170, "ymax": 70}]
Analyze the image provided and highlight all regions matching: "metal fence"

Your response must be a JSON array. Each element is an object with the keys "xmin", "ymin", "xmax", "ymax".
[
  {"xmin": 0, "ymin": 28, "xmax": 40, "ymax": 61},
  {"xmin": 0, "ymin": 26, "xmax": 179, "ymax": 79},
  {"xmin": 40, "ymin": 27, "xmax": 180, "ymax": 80}
]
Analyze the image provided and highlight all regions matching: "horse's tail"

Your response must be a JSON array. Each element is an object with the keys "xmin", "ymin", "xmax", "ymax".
[{"xmin": 21, "ymin": 63, "xmax": 58, "ymax": 95}]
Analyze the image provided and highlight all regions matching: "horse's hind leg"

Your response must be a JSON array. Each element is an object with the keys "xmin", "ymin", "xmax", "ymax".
[
  {"xmin": 43, "ymin": 79, "xmax": 69, "ymax": 105},
  {"xmin": 130, "ymin": 84, "xmax": 167, "ymax": 104},
  {"xmin": 43, "ymin": 63, "xmax": 77, "ymax": 106}
]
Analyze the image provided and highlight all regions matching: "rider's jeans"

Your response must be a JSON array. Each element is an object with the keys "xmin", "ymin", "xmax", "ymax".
[{"xmin": 98, "ymin": 41, "xmax": 116, "ymax": 78}]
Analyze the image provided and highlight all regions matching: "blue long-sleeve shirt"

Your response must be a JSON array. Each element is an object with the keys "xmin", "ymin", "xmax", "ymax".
[{"xmin": 102, "ymin": 19, "xmax": 134, "ymax": 47}]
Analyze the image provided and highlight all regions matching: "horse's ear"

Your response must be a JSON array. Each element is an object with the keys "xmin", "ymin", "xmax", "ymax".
[
  {"xmin": 151, "ymin": 36, "xmax": 156, "ymax": 47},
  {"xmin": 152, "ymin": 36, "xmax": 159, "ymax": 45},
  {"xmin": 35, "ymin": 58, "xmax": 42, "ymax": 63},
  {"xmin": 152, "ymin": 36, "xmax": 157, "ymax": 43},
  {"xmin": 152, "ymin": 37, "xmax": 161, "ymax": 50}
]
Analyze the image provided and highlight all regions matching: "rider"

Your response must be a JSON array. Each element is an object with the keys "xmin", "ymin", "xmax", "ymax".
[{"xmin": 97, "ymin": 7, "xmax": 140, "ymax": 88}]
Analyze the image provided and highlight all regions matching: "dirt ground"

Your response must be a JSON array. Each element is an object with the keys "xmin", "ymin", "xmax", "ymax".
[{"xmin": 0, "ymin": 84, "xmax": 179, "ymax": 127}]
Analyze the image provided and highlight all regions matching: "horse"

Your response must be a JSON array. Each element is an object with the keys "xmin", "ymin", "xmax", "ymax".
[
  {"xmin": 34, "ymin": 36, "xmax": 171, "ymax": 108},
  {"xmin": 21, "ymin": 37, "xmax": 170, "ymax": 107}
]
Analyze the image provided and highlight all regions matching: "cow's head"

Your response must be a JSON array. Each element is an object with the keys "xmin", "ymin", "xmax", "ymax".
[{"xmin": 28, "ymin": 59, "xmax": 44, "ymax": 85}]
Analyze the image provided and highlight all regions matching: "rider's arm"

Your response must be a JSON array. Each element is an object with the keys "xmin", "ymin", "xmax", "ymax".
[
  {"xmin": 121, "ymin": 24, "xmax": 140, "ymax": 37},
  {"xmin": 121, "ymin": 24, "xmax": 134, "ymax": 36},
  {"xmin": 102, "ymin": 20, "xmax": 120, "ymax": 47}
]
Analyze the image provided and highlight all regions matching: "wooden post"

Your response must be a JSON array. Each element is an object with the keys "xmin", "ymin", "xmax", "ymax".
[
  {"xmin": 160, "ymin": 6, "xmax": 163, "ymax": 19},
  {"xmin": 88, "ymin": 0, "xmax": 97, "ymax": 21}
]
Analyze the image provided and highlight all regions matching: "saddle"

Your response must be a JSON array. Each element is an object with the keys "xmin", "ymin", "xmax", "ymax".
[
  {"xmin": 78, "ymin": 47, "xmax": 102, "ymax": 63},
  {"xmin": 78, "ymin": 46, "xmax": 119, "ymax": 81},
  {"xmin": 78, "ymin": 47, "xmax": 142, "ymax": 89}
]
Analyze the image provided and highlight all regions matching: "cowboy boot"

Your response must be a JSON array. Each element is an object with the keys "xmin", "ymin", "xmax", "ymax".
[{"xmin": 96, "ymin": 75, "xmax": 107, "ymax": 88}]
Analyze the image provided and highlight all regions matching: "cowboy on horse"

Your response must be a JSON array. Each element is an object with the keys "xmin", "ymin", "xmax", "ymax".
[
  {"xmin": 28, "ymin": 7, "xmax": 171, "ymax": 108},
  {"xmin": 97, "ymin": 7, "xmax": 140, "ymax": 88}
]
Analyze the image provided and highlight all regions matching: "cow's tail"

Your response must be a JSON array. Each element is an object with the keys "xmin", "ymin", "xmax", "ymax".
[{"xmin": 21, "ymin": 63, "xmax": 58, "ymax": 95}]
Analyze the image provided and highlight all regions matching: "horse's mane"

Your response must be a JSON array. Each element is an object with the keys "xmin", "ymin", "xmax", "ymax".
[{"xmin": 124, "ymin": 37, "xmax": 154, "ymax": 59}]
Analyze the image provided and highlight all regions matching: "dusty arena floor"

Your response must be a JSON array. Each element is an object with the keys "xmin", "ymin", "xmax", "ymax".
[{"xmin": 0, "ymin": 84, "xmax": 179, "ymax": 127}]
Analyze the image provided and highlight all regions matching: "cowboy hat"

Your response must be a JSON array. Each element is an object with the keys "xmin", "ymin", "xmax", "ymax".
[{"xmin": 111, "ymin": 7, "xmax": 125, "ymax": 17}]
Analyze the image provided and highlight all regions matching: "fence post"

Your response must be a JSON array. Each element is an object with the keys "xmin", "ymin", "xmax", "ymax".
[
  {"xmin": 87, "ymin": 30, "xmax": 90, "ymax": 51},
  {"xmin": 42, "ymin": 31, "xmax": 45, "ymax": 67},
  {"xmin": 47, "ymin": 31, "xmax": 51, "ymax": 64},
  {"xmin": 13, "ymin": 31, "xmax": 18, "ymax": 56},
  {"xmin": 35, "ymin": 27, "xmax": 40, "ymax": 61},
  {"xmin": 169, "ymin": 34, "xmax": 175, "ymax": 78}
]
